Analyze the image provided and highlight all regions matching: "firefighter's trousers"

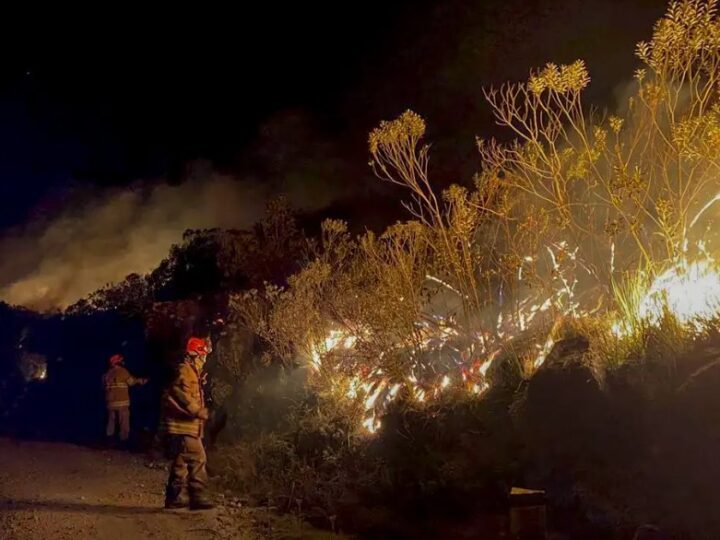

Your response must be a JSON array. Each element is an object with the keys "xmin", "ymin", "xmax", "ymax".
[
  {"xmin": 166, "ymin": 434, "xmax": 208, "ymax": 498},
  {"xmin": 106, "ymin": 407, "xmax": 130, "ymax": 441}
]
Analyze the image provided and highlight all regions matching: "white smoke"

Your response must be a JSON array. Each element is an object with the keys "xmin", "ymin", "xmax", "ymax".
[
  {"xmin": 0, "ymin": 109, "xmax": 355, "ymax": 312},
  {"xmin": 0, "ymin": 172, "xmax": 264, "ymax": 310},
  {"xmin": 0, "ymin": 169, "xmax": 341, "ymax": 311}
]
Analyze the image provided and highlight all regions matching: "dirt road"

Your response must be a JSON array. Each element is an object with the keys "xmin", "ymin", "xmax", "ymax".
[{"xmin": 0, "ymin": 438, "xmax": 335, "ymax": 540}]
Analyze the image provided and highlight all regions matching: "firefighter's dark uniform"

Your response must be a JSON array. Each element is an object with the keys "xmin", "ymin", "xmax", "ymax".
[{"xmin": 160, "ymin": 358, "xmax": 211, "ymax": 507}]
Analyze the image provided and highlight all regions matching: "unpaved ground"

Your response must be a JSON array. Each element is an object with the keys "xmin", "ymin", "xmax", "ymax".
[{"xmin": 0, "ymin": 438, "xmax": 339, "ymax": 540}]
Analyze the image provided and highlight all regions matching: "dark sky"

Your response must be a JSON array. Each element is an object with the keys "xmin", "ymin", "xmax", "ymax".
[{"xmin": 0, "ymin": 0, "xmax": 667, "ymax": 231}]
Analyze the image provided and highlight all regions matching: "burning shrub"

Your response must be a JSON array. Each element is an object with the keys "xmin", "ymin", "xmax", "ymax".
[
  {"xmin": 214, "ymin": 3, "xmax": 720, "ymax": 536},
  {"xmin": 230, "ymin": 0, "xmax": 720, "ymax": 441}
]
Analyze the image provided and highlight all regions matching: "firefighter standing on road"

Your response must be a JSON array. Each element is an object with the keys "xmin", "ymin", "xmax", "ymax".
[
  {"xmin": 160, "ymin": 336, "xmax": 214, "ymax": 510},
  {"xmin": 103, "ymin": 354, "xmax": 148, "ymax": 444}
]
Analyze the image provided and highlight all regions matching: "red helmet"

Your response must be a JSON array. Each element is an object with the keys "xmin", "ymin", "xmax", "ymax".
[
  {"xmin": 186, "ymin": 337, "xmax": 209, "ymax": 357},
  {"xmin": 109, "ymin": 354, "xmax": 124, "ymax": 366}
]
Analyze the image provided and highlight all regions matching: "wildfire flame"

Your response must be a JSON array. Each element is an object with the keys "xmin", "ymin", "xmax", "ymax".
[
  {"xmin": 611, "ymin": 196, "xmax": 720, "ymax": 336},
  {"xmin": 612, "ymin": 255, "xmax": 720, "ymax": 337},
  {"xmin": 306, "ymin": 244, "xmax": 582, "ymax": 433},
  {"xmin": 305, "ymin": 192, "xmax": 720, "ymax": 434},
  {"xmin": 638, "ymin": 258, "xmax": 720, "ymax": 329}
]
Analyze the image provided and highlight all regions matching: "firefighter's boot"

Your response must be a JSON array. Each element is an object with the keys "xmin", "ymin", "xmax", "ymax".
[
  {"xmin": 189, "ymin": 492, "xmax": 215, "ymax": 510},
  {"xmin": 164, "ymin": 485, "xmax": 188, "ymax": 509}
]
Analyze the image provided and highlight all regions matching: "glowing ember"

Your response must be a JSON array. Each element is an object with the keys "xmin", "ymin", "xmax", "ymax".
[
  {"xmin": 364, "ymin": 381, "xmax": 387, "ymax": 410},
  {"xmin": 310, "ymin": 329, "xmax": 357, "ymax": 371},
  {"xmin": 471, "ymin": 382, "xmax": 488, "ymax": 395},
  {"xmin": 362, "ymin": 416, "xmax": 381, "ymax": 434},
  {"xmin": 305, "ymin": 242, "xmax": 580, "ymax": 433},
  {"xmin": 533, "ymin": 334, "xmax": 557, "ymax": 369}
]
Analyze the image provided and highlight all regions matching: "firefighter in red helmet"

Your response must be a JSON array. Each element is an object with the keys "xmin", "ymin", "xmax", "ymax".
[
  {"xmin": 102, "ymin": 354, "xmax": 148, "ymax": 444},
  {"xmin": 160, "ymin": 336, "xmax": 214, "ymax": 510}
]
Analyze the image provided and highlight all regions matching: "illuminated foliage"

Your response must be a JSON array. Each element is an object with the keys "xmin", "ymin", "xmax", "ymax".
[{"xmin": 235, "ymin": 1, "xmax": 720, "ymax": 434}]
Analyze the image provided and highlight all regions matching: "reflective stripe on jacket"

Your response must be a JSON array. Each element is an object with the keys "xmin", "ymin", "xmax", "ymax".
[
  {"xmin": 160, "ymin": 360, "xmax": 205, "ymax": 437},
  {"xmin": 103, "ymin": 366, "xmax": 140, "ymax": 409}
]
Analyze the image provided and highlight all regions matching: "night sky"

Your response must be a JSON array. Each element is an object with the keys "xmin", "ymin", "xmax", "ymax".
[{"xmin": 0, "ymin": 1, "xmax": 667, "ymax": 232}]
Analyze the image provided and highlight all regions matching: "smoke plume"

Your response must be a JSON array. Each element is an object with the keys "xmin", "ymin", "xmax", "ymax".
[
  {"xmin": 0, "ymin": 174, "xmax": 259, "ymax": 310},
  {"xmin": 0, "ymin": 108, "xmax": 357, "ymax": 311}
]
